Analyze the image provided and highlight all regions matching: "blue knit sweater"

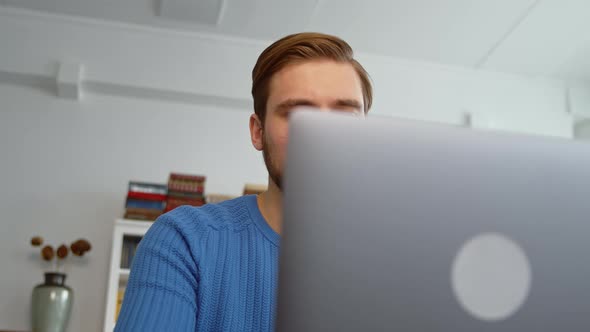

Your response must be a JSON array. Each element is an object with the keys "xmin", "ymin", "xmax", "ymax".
[{"xmin": 114, "ymin": 195, "xmax": 280, "ymax": 331}]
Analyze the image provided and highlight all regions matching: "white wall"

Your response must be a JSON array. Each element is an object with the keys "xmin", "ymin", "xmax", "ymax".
[
  {"xmin": 358, "ymin": 53, "xmax": 572, "ymax": 136},
  {"xmin": 0, "ymin": 7, "xmax": 576, "ymax": 138},
  {"xmin": 0, "ymin": 83, "xmax": 266, "ymax": 331},
  {"xmin": 0, "ymin": 7, "xmax": 585, "ymax": 332}
]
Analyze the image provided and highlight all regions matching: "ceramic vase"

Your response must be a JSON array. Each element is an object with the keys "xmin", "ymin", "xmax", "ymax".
[{"xmin": 31, "ymin": 272, "xmax": 73, "ymax": 332}]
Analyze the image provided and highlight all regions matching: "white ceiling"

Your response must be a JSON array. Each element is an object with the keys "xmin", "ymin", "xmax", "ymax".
[{"xmin": 2, "ymin": 0, "xmax": 590, "ymax": 80}]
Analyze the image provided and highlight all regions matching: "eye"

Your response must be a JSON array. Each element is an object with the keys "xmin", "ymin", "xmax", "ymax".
[
  {"xmin": 285, "ymin": 106, "xmax": 322, "ymax": 118},
  {"xmin": 292, "ymin": 106, "xmax": 321, "ymax": 113},
  {"xmin": 331, "ymin": 108, "xmax": 364, "ymax": 118},
  {"xmin": 334, "ymin": 107, "xmax": 355, "ymax": 113}
]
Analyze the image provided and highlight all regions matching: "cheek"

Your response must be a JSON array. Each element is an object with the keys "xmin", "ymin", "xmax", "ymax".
[
  {"xmin": 266, "ymin": 122, "xmax": 289, "ymax": 161},
  {"xmin": 265, "ymin": 117, "xmax": 289, "ymax": 144},
  {"xmin": 277, "ymin": 125, "xmax": 289, "ymax": 148},
  {"xmin": 274, "ymin": 128, "xmax": 289, "ymax": 163}
]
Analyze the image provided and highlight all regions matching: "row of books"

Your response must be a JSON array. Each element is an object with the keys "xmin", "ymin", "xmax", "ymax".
[
  {"xmin": 124, "ymin": 182, "xmax": 167, "ymax": 221},
  {"xmin": 165, "ymin": 173, "xmax": 206, "ymax": 212},
  {"xmin": 123, "ymin": 173, "xmax": 268, "ymax": 221},
  {"xmin": 115, "ymin": 287, "xmax": 125, "ymax": 322},
  {"xmin": 123, "ymin": 173, "xmax": 208, "ymax": 221},
  {"xmin": 120, "ymin": 236, "xmax": 142, "ymax": 269}
]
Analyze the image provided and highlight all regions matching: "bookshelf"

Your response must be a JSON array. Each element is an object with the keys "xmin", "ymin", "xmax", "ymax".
[{"xmin": 103, "ymin": 219, "xmax": 153, "ymax": 332}]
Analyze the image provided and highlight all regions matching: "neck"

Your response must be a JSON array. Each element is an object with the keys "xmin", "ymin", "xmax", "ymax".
[{"xmin": 257, "ymin": 177, "xmax": 283, "ymax": 235}]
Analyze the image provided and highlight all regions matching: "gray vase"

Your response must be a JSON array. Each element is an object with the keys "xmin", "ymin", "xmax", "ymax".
[{"xmin": 31, "ymin": 272, "xmax": 73, "ymax": 332}]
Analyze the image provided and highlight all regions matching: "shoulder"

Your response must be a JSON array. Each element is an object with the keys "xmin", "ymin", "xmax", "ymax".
[
  {"xmin": 136, "ymin": 197, "xmax": 256, "ymax": 271},
  {"xmin": 155, "ymin": 195, "xmax": 256, "ymax": 235}
]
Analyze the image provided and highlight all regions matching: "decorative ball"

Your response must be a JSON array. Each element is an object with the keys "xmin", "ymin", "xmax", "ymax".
[
  {"xmin": 31, "ymin": 236, "xmax": 43, "ymax": 247},
  {"xmin": 77, "ymin": 239, "xmax": 92, "ymax": 252},
  {"xmin": 41, "ymin": 245, "xmax": 54, "ymax": 261},
  {"xmin": 70, "ymin": 242, "xmax": 83, "ymax": 256},
  {"xmin": 71, "ymin": 239, "xmax": 91, "ymax": 256},
  {"xmin": 57, "ymin": 244, "xmax": 69, "ymax": 259}
]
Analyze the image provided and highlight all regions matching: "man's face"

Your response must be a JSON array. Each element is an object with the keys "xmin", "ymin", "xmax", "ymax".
[{"xmin": 251, "ymin": 60, "xmax": 365, "ymax": 190}]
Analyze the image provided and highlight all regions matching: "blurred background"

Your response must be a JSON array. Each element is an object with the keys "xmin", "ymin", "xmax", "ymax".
[{"xmin": 1, "ymin": 1, "xmax": 590, "ymax": 331}]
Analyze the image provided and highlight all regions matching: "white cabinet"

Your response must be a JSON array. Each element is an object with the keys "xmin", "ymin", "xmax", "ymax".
[{"xmin": 103, "ymin": 219, "xmax": 152, "ymax": 332}]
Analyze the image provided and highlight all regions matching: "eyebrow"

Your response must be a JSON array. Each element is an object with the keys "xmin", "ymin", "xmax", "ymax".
[
  {"xmin": 275, "ymin": 99, "xmax": 318, "ymax": 111},
  {"xmin": 275, "ymin": 98, "xmax": 363, "ymax": 112},
  {"xmin": 333, "ymin": 99, "xmax": 363, "ymax": 111}
]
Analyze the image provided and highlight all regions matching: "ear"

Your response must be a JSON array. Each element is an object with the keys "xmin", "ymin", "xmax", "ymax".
[{"xmin": 249, "ymin": 113, "xmax": 264, "ymax": 151}]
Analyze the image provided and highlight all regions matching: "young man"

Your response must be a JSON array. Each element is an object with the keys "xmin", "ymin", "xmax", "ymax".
[{"xmin": 115, "ymin": 32, "xmax": 373, "ymax": 331}]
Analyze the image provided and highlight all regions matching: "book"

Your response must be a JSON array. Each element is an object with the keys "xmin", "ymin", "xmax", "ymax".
[
  {"xmin": 125, "ymin": 199, "xmax": 166, "ymax": 210},
  {"xmin": 168, "ymin": 183, "xmax": 205, "ymax": 194},
  {"xmin": 124, "ymin": 207, "xmax": 162, "ymax": 221},
  {"xmin": 121, "ymin": 236, "xmax": 142, "ymax": 268},
  {"xmin": 169, "ymin": 197, "xmax": 205, "ymax": 205},
  {"xmin": 120, "ymin": 244, "xmax": 129, "ymax": 269},
  {"xmin": 115, "ymin": 287, "xmax": 126, "ymax": 322},
  {"xmin": 168, "ymin": 173, "xmax": 206, "ymax": 194},
  {"xmin": 123, "ymin": 212, "xmax": 159, "ymax": 221},
  {"xmin": 167, "ymin": 191, "xmax": 205, "ymax": 199},
  {"xmin": 126, "ymin": 191, "xmax": 167, "ymax": 201},
  {"xmin": 128, "ymin": 182, "xmax": 168, "ymax": 195},
  {"xmin": 124, "ymin": 207, "xmax": 163, "ymax": 215},
  {"xmin": 165, "ymin": 196, "xmax": 206, "ymax": 212},
  {"xmin": 168, "ymin": 173, "xmax": 206, "ymax": 182}
]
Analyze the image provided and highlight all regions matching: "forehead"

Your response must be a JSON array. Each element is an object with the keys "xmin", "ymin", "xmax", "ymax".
[{"xmin": 267, "ymin": 60, "xmax": 364, "ymax": 107}]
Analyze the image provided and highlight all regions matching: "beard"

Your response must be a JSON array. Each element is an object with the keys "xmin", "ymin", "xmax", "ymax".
[{"xmin": 262, "ymin": 135, "xmax": 283, "ymax": 191}]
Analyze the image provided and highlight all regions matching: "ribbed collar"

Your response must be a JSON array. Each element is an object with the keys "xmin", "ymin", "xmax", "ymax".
[{"xmin": 244, "ymin": 195, "xmax": 281, "ymax": 247}]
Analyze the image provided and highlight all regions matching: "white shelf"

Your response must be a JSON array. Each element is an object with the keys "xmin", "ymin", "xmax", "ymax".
[
  {"xmin": 116, "ymin": 218, "xmax": 155, "ymax": 229},
  {"xmin": 103, "ymin": 219, "xmax": 152, "ymax": 332}
]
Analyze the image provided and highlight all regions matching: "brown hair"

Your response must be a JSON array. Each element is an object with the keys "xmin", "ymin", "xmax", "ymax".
[{"xmin": 251, "ymin": 32, "xmax": 373, "ymax": 123}]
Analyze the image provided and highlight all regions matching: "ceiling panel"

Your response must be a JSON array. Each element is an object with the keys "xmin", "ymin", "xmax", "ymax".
[
  {"xmin": 213, "ymin": 0, "xmax": 319, "ymax": 39},
  {"xmin": 307, "ymin": 0, "xmax": 538, "ymax": 66},
  {"xmin": 2, "ymin": 0, "xmax": 590, "ymax": 80},
  {"xmin": 481, "ymin": 0, "xmax": 590, "ymax": 77},
  {"xmin": 158, "ymin": 0, "xmax": 224, "ymax": 25},
  {"xmin": 0, "ymin": 0, "xmax": 158, "ymax": 24}
]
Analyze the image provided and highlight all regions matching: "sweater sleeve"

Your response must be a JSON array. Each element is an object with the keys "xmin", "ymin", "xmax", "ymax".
[{"xmin": 114, "ymin": 214, "xmax": 199, "ymax": 331}]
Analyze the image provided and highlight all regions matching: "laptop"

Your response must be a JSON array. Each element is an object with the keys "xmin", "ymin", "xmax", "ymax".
[{"xmin": 277, "ymin": 111, "xmax": 590, "ymax": 331}]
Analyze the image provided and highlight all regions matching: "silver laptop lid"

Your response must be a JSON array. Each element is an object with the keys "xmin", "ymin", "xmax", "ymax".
[{"xmin": 278, "ymin": 111, "xmax": 590, "ymax": 331}]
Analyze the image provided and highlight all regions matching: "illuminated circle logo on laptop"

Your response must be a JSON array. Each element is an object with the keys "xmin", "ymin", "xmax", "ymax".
[{"xmin": 451, "ymin": 232, "xmax": 532, "ymax": 321}]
